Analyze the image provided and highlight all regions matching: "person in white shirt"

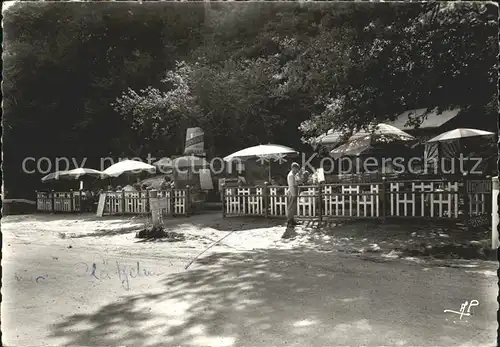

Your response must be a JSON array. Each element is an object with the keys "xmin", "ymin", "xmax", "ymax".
[{"xmin": 286, "ymin": 162, "xmax": 301, "ymax": 226}]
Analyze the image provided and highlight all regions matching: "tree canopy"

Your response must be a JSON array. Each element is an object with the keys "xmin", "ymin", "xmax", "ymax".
[{"xmin": 2, "ymin": 1, "xmax": 498, "ymax": 198}]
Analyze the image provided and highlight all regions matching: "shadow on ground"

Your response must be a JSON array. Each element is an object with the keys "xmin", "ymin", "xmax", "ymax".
[
  {"xmin": 4, "ymin": 213, "xmax": 494, "ymax": 261},
  {"xmin": 5, "ymin": 212, "xmax": 285, "ymax": 232},
  {"xmin": 395, "ymin": 243, "xmax": 498, "ymax": 260},
  {"xmin": 314, "ymin": 219, "xmax": 495, "ymax": 260},
  {"xmin": 163, "ymin": 212, "xmax": 285, "ymax": 231},
  {"xmin": 72, "ymin": 213, "xmax": 286, "ymax": 239},
  {"xmin": 67, "ymin": 225, "xmax": 144, "ymax": 239},
  {"xmin": 49, "ymin": 248, "xmax": 491, "ymax": 347},
  {"xmin": 3, "ymin": 213, "xmax": 145, "ymax": 224}
]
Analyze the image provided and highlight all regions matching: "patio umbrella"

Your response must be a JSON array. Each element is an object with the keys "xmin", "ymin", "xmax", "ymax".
[
  {"xmin": 223, "ymin": 144, "xmax": 298, "ymax": 161},
  {"xmin": 330, "ymin": 124, "xmax": 414, "ymax": 160},
  {"xmin": 313, "ymin": 127, "xmax": 372, "ymax": 148},
  {"xmin": 313, "ymin": 129, "xmax": 346, "ymax": 149},
  {"xmin": 102, "ymin": 159, "xmax": 156, "ymax": 177},
  {"xmin": 347, "ymin": 123, "xmax": 414, "ymax": 141},
  {"xmin": 41, "ymin": 168, "xmax": 106, "ymax": 182},
  {"xmin": 223, "ymin": 144, "xmax": 299, "ymax": 181},
  {"xmin": 427, "ymin": 128, "xmax": 494, "ymax": 143},
  {"xmin": 425, "ymin": 128, "xmax": 495, "ymax": 174},
  {"xmin": 65, "ymin": 168, "xmax": 107, "ymax": 179},
  {"xmin": 41, "ymin": 168, "xmax": 107, "ymax": 190},
  {"xmin": 139, "ymin": 174, "xmax": 174, "ymax": 190},
  {"xmin": 41, "ymin": 171, "xmax": 69, "ymax": 183}
]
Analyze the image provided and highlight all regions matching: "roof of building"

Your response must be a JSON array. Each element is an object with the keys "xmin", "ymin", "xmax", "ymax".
[
  {"xmin": 385, "ymin": 108, "xmax": 461, "ymax": 130},
  {"xmin": 314, "ymin": 108, "xmax": 461, "ymax": 146}
]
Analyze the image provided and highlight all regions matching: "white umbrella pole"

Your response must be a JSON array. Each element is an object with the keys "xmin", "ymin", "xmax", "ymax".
[
  {"xmin": 79, "ymin": 180, "xmax": 84, "ymax": 190},
  {"xmin": 269, "ymin": 161, "xmax": 272, "ymax": 182}
]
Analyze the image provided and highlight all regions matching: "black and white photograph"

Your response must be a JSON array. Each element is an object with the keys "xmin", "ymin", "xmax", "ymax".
[{"xmin": 1, "ymin": 1, "xmax": 498, "ymax": 346}]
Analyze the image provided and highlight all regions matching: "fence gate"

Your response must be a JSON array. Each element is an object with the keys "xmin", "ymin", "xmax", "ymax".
[{"xmin": 466, "ymin": 179, "xmax": 492, "ymax": 228}]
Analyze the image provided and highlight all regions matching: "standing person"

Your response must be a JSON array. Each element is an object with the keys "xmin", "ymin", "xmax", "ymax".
[{"xmin": 286, "ymin": 162, "xmax": 301, "ymax": 227}]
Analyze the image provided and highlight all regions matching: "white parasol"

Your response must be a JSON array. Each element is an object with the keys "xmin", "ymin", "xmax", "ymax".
[
  {"xmin": 224, "ymin": 144, "xmax": 299, "ymax": 181},
  {"xmin": 223, "ymin": 144, "xmax": 298, "ymax": 161},
  {"xmin": 427, "ymin": 128, "xmax": 494, "ymax": 143},
  {"xmin": 102, "ymin": 159, "xmax": 156, "ymax": 177},
  {"xmin": 330, "ymin": 124, "xmax": 414, "ymax": 159},
  {"xmin": 41, "ymin": 168, "xmax": 106, "ymax": 182}
]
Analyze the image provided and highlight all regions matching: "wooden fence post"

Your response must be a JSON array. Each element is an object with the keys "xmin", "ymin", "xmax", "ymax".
[
  {"xmin": 51, "ymin": 190, "xmax": 55, "ymax": 213},
  {"xmin": 145, "ymin": 189, "xmax": 150, "ymax": 214},
  {"xmin": 185, "ymin": 185, "xmax": 191, "ymax": 216},
  {"xmin": 381, "ymin": 177, "xmax": 387, "ymax": 220},
  {"xmin": 263, "ymin": 182, "xmax": 269, "ymax": 218},
  {"xmin": 79, "ymin": 190, "xmax": 84, "ymax": 213},
  {"xmin": 69, "ymin": 190, "xmax": 74, "ymax": 212},
  {"xmin": 463, "ymin": 173, "xmax": 469, "ymax": 228},
  {"xmin": 221, "ymin": 184, "xmax": 227, "ymax": 218},
  {"xmin": 121, "ymin": 190, "xmax": 126, "ymax": 215},
  {"xmin": 486, "ymin": 175, "xmax": 491, "ymax": 215},
  {"xmin": 168, "ymin": 188, "xmax": 174, "ymax": 216}
]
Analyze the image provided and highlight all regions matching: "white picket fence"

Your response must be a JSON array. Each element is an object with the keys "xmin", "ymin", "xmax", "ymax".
[
  {"xmin": 36, "ymin": 178, "xmax": 491, "ymax": 223},
  {"xmin": 36, "ymin": 191, "xmax": 85, "ymax": 212},
  {"xmin": 104, "ymin": 191, "xmax": 149, "ymax": 215},
  {"xmin": 101, "ymin": 189, "xmax": 190, "ymax": 216},
  {"xmin": 36, "ymin": 189, "xmax": 190, "ymax": 216},
  {"xmin": 222, "ymin": 179, "xmax": 491, "ymax": 221},
  {"xmin": 36, "ymin": 191, "xmax": 53, "ymax": 212}
]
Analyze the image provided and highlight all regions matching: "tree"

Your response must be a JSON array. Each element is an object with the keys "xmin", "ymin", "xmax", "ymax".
[
  {"xmin": 4, "ymin": 1, "xmax": 496, "ymax": 198},
  {"xmin": 114, "ymin": 57, "xmax": 287, "ymax": 157},
  {"xmin": 113, "ymin": 61, "xmax": 203, "ymax": 157},
  {"xmin": 300, "ymin": 2, "xmax": 498, "ymax": 140},
  {"xmin": 2, "ymin": 2, "xmax": 205, "ymax": 197}
]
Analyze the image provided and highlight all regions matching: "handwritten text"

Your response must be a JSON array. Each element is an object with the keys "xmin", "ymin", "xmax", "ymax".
[
  {"xmin": 15, "ymin": 272, "xmax": 51, "ymax": 284},
  {"xmin": 74, "ymin": 259, "xmax": 158, "ymax": 290}
]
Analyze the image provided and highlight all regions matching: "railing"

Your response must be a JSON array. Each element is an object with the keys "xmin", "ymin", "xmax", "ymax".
[
  {"xmin": 101, "ymin": 188, "xmax": 191, "ymax": 216},
  {"xmin": 37, "ymin": 189, "xmax": 191, "ymax": 217},
  {"xmin": 103, "ymin": 191, "xmax": 150, "ymax": 215},
  {"xmin": 36, "ymin": 191, "xmax": 53, "ymax": 212},
  {"xmin": 389, "ymin": 180, "xmax": 461, "ymax": 219},
  {"xmin": 36, "ymin": 190, "xmax": 87, "ymax": 213},
  {"xmin": 99, "ymin": 189, "xmax": 190, "ymax": 216},
  {"xmin": 222, "ymin": 177, "xmax": 492, "ymax": 223},
  {"xmin": 157, "ymin": 189, "xmax": 189, "ymax": 216}
]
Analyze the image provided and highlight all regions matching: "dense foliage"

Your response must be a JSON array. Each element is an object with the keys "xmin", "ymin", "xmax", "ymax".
[{"xmin": 2, "ymin": 1, "xmax": 497, "ymax": 198}]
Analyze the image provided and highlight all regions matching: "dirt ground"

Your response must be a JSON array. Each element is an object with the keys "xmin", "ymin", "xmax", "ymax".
[
  {"xmin": 3, "ymin": 212, "xmax": 293, "ymax": 254},
  {"xmin": 2, "ymin": 212, "xmax": 497, "ymax": 346},
  {"xmin": 3, "ymin": 212, "xmax": 495, "ymax": 262},
  {"xmin": 301, "ymin": 219, "xmax": 496, "ymax": 261}
]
